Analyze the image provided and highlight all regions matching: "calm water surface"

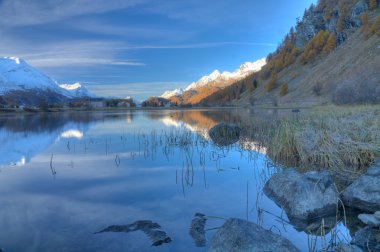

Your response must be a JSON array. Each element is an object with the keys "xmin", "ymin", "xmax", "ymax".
[{"xmin": 0, "ymin": 109, "xmax": 351, "ymax": 252}]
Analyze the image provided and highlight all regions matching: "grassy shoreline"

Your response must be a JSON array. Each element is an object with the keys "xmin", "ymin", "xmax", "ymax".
[{"xmin": 241, "ymin": 105, "xmax": 380, "ymax": 181}]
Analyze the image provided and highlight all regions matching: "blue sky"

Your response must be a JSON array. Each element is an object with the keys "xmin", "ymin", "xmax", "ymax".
[{"xmin": 0, "ymin": 0, "xmax": 315, "ymax": 100}]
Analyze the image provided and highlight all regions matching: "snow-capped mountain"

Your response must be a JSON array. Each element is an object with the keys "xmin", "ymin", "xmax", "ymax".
[
  {"xmin": 161, "ymin": 88, "xmax": 184, "ymax": 99},
  {"xmin": 0, "ymin": 57, "xmax": 94, "ymax": 105},
  {"xmin": 160, "ymin": 58, "xmax": 266, "ymax": 98},
  {"xmin": 0, "ymin": 57, "xmax": 64, "ymax": 95},
  {"xmin": 59, "ymin": 82, "xmax": 95, "ymax": 98}
]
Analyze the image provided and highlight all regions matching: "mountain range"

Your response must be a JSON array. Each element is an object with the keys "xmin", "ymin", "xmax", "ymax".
[
  {"xmin": 158, "ymin": 58, "xmax": 266, "ymax": 105},
  {"xmin": 197, "ymin": 0, "xmax": 380, "ymax": 107},
  {"xmin": 0, "ymin": 57, "xmax": 94, "ymax": 106}
]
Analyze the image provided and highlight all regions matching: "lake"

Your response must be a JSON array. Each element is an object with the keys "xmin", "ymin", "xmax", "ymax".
[{"xmin": 0, "ymin": 109, "xmax": 351, "ymax": 252}]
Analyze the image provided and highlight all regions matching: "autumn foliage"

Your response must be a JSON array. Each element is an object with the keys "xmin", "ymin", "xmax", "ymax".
[
  {"xmin": 370, "ymin": 15, "xmax": 380, "ymax": 36},
  {"xmin": 265, "ymin": 74, "xmax": 279, "ymax": 92},
  {"xmin": 323, "ymin": 33, "xmax": 337, "ymax": 53},
  {"xmin": 279, "ymin": 82, "xmax": 289, "ymax": 97},
  {"xmin": 300, "ymin": 30, "xmax": 336, "ymax": 64},
  {"xmin": 368, "ymin": 0, "xmax": 378, "ymax": 10},
  {"xmin": 262, "ymin": 30, "xmax": 301, "ymax": 79}
]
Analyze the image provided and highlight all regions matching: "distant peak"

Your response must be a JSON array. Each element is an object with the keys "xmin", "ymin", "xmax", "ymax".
[
  {"xmin": 59, "ymin": 82, "xmax": 82, "ymax": 90},
  {"xmin": 159, "ymin": 57, "xmax": 266, "ymax": 99},
  {"xmin": 1, "ymin": 56, "xmax": 26, "ymax": 65}
]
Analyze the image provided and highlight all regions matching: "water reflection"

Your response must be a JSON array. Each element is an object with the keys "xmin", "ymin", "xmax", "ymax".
[{"xmin": 0, "ymin": 109, "xmax": 354, "ymax": 251}]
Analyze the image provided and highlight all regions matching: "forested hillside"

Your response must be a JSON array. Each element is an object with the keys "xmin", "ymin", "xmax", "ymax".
[{"xmin": 200, "ymin": 0, "xmax": 380, "ymax": 107}]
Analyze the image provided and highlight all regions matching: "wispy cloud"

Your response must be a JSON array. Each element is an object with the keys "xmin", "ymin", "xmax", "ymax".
[
  {"xmin": 0, "ymin": 35, "xmax": 274, "ymax": 68},
  {"xmin": 114, "ymin": 42, "xmax": 277, "ymax": 50},
  {"xmin": 28, "ymin": 58, "xmax": 145, "ymax": 68},
  {"xmin": 0, "ymin": 39, "xmax": 146, "ymax": 67},
  {"xmin": 67, "ymin": 19, "xmax": 196, "ymax": 41},
  {"xmin": 0, "ymin": 0, "xmax": 149, "ymax": 26}
]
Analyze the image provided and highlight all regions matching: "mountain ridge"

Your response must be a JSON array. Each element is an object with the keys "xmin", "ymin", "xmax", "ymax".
[
  {"xmin": 158, "ymin": 58, "xmax": 266, "ymax": 104},
  {"xmin": 0, "ymin": 57, "xmax": 95, "ymax": 106}
]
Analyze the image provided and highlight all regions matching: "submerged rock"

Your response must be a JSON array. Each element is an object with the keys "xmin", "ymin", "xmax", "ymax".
[
  {"xmin": 208, "ymin": 123, "xmax": 241, "ymax": 146},
  {"xmin": 292, "ymin": 215, "xmax": 338, "ymax": 234},
  {"xmin": 207, "ymin": 218, "xmax": 299, "ymax": 252},
  {"xmin": 358, "ymin": 211, "xmax": 380, "ymax": 228},
  {"xmin": 95, "ymin": 220, "xmax": 172, "ymax": 247},
  {"xmin": 341, "ymin": 159, "xmax": 380, "ymax": 213},
  {"xmin": 189, "ymin": 213, "xmax": 207, "ymax": 247},
  {"xmin": 263, "ymin": 169, "xmax": 339, "ymax": 222}
]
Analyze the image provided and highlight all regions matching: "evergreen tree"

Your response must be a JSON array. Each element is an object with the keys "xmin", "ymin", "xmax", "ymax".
[{"xmin": 253, "ymin": 79, "xmax": 258, "ymax": 89}]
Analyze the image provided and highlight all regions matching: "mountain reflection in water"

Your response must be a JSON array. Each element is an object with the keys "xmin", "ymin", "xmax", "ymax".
[{"xmin": 0, "ymin": 109, "xmax": 355, "ymax": 252}]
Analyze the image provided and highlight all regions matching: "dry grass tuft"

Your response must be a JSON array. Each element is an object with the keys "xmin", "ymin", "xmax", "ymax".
[{"xmin": 244, "ymin": 105, "xmax": 380, "ymax": 176}]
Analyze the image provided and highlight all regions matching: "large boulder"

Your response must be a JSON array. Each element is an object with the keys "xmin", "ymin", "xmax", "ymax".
[
  {"xmin": 207, "ymin": 218, "xmax": 299, "ymax": 252},
  {"xmin": 208, "ymin": 123, "xmax": 241, "ymax": 147},
  {"xmin": 264, "ymin": 169, "xmax": 339, "ymax": 223},
  {"xmin": 341, "ymin": 159, "xmax": 380, "ymax": 212}
]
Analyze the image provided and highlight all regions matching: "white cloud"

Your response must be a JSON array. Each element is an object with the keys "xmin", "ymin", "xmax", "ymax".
[
  {"xmin": 28, "ymin": 58, "xmax": 145, "ymax": 68},
  {"xmin": 0, "ymin": 39, "xmax": 146, "ymax": 67},
  {"xmin": 116, "ymin": 42, "xmax": 277, "ymax": 49},
  {"xmin": 67, "ymin": 19, "xmax": 196, "ymax": 41},
  {"xmin": 0, "ymin": 0, "xmax": 149, "ymax": 26}
]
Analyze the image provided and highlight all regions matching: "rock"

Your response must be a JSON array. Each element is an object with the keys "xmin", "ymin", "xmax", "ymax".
[
  {"xmin": 336, "ymin": 243, "xmax": 364, "ymax": 252},
  {"xmin": 375, "ymin": 211, "xmax": 380, "ymax": 219},
  {"xmin": 208, "ymin": 123, "xmax": 241, "ymax": 146},
  {"xmin": 325, "ymin": 10, "xmax": 339, "ymax": 33},
  {"xmin": 189, "ymin": 213, "xmax": 207, "ymax": 247},
  {"xmin": 207, "ymin": 218, "xmax": 299, "ymax": 252},
  {"xmin": 293, "ymin": 215, "xmax": 338, "ymax": 234},
  {"xmin": 95, "ymin": 220, "xmax": 172, "ymax": 247},
  {"xmin": 295, "ymin": 6, "xmax": 325, "ymax": 49},
  {"xmin": 341, "ymin": 159, "xmax": 380, "ymax": 212},
  {"xmin": 351, "ymin": 226, "xmax": 380, "ymax": 251},
  {"xmin": 263, "ymin": 169, "xmax": 339, "ymax": 222},
  {"xmin": 350, "ymin": 1, "xmax": 368, "ymax": 27},
  {"xmin": 358, "ymin": 211, "xmax": 380, "ymax": 227}
]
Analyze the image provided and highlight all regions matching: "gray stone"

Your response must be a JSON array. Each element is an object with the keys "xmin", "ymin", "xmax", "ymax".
[
  {"xmin": 358, "ymin": 212, "xmax": 380, "ymax": 227},
  {"xmin": 341, "ymin": 159, "xmax": 380, "ymax": 212},
  {"xmin": 207, "ymin": 218, "xmax": 299, "ymax": 252},
  {"xmin": 325, "ymin": 10, "xmax": 339, "ymax": 33},
  {"xmin": 263, "ymin": 169, "xmax": 339, "ymax": 222},
  {"xmin": 189, "ymin": 213, "xmax": 207, "ymax": 247},
  {"xmin": 351, "ymin": 226, "xmax": 380, "ymax": 251},
  {"xmin": 295, "ymin": 7, "xmax": 325, "ymax": 49},
  {"xmin": 374, "ymin": 211, "xmax": 380, "ymax": 219},
  {"xmin": 94, "ymin": 220, "xmax": 172, "ymax": 247},
  {"xmin": 336, "ymin": 243, "xmax": 364, "ymax": 252},
  {"xmin": 350, "ymin": 1, "xmax": 368, "ymax": 27},
  {"xmin": 208, "ymin": 123, "xmax": 241, "ymax": 147}
]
